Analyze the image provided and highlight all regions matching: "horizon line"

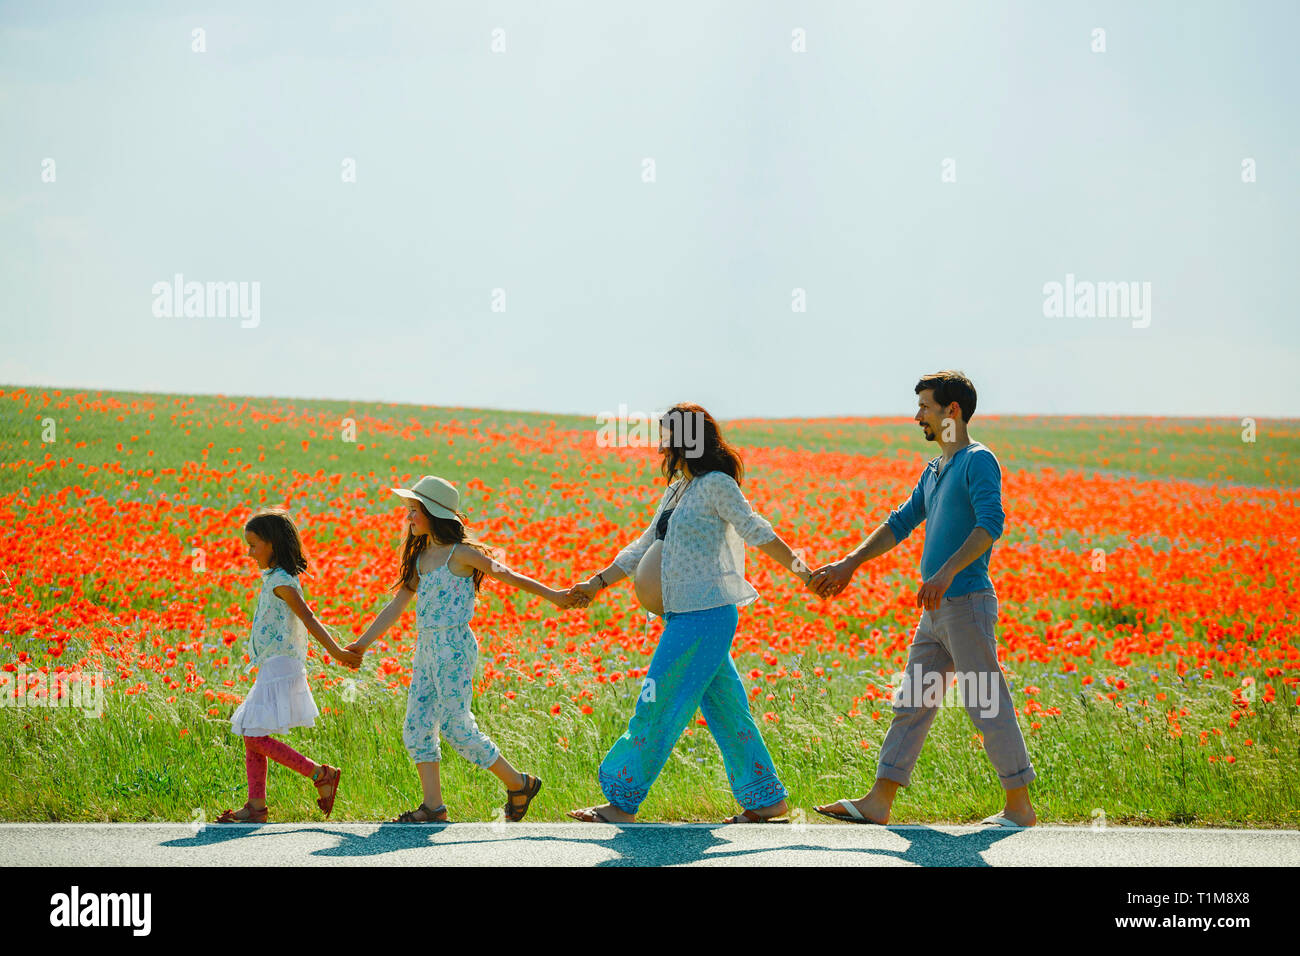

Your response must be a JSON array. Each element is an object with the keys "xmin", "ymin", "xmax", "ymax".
[{"xmin": 1, "ymin": 379, "xmax": 1295, "ymax": 424}]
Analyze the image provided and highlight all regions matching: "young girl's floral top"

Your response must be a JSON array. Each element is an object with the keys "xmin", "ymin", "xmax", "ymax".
[
  {"xmin": 246, "ymin": 566, "xmax": 309, "ymax": 669},
  {"xmin": 416, "ymin": 545, "xmax": 476, "ymax": 631},
  {"xmin": 613, "ymin": 470, "xmax": 777, "ymax": 613}
]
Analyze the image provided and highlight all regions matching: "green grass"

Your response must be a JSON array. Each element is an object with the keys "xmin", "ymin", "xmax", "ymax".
[
  {"xmin": 2, "ymin": 634, "xmax": 1296, "ymax": 826},
  {"xmin": 2, "ymin": 384, "xmax": 1297, "ymax": 825}
]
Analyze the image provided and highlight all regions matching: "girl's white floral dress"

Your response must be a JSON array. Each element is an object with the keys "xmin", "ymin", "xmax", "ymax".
[
  {"xmin": 402, "ymin": 545, "xmax": 501, "ymax": 769},
  {"xmin": 229, "ymin": 566, "xmax": 320, "ymax": 737}
]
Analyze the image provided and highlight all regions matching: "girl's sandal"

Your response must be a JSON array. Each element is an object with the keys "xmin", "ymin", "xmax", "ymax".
[
  {"xmin": 214, "ymin": 803, "xmax": 269, "ymax": 824},
  {"xmin": 314, "ymin": 765, "xmax": 342, "ymax": 817},
  {"xmin": 393, "ymin": 803, "xmax": 449, "ymax": 823},
  {"xmin": 503, "ymin": 773, "xmax": 543, "ymax": 822}
]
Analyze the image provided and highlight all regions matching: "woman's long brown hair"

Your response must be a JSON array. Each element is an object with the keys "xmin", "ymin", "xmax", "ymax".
[
  {"xmin": 659, "ymin": 401, "xmax": 745, "ymax": 486},
  {"xmin": 393, "ymin": 501, "xmax": 502, "ymax": 595}
]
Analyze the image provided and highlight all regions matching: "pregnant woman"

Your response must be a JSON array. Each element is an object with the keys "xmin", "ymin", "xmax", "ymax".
[{"xmin": 566, "ymin": 402, "xmax": 815, "ymax": 824}]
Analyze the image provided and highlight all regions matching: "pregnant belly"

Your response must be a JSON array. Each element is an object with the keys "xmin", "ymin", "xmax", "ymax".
[{"xmin": 634, "ymin": 539, "xmax": 665, "ymax": 616}]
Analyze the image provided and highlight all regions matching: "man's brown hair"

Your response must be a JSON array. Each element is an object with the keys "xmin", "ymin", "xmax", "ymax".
[{"xmin": 915, "ymin": 370, "xmax": 978, "ymax": 423}]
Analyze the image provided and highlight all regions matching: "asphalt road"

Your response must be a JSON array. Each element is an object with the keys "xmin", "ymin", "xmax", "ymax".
[{"xmin": 3, "ymin": 823, "xmax": 1298, "ymax": 866}]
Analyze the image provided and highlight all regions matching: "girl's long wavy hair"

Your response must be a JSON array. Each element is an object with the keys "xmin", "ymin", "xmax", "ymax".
[
  {"xmin": 244, "ymin": 508, "xmax": 308, "ymax": 574},
  {"xmin": 394, "ymin": 500, "xmax": 502, "ymax": 595},
  {"xmin": 658, "ymin": 402, "xmax": 746, "ymax": 487}
]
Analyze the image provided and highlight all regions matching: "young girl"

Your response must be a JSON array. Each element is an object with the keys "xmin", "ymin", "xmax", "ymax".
[
  {"xmin": 215, "ymin": 508, "xmax": 362, "ymax": 824},
  {"xmin": 347, "ymin": 474, "xmax": 581, "ymax": 823}
]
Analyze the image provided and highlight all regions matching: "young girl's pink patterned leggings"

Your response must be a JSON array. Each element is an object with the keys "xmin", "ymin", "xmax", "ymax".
[{"xmin": 244, "ymin": 735, "xmax": 315, "ymax": 800}]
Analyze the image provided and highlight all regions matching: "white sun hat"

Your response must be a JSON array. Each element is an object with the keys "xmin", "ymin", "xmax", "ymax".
[{"xmin": 391, "ymin": 475, "xmax": 463, "ymax": 524}]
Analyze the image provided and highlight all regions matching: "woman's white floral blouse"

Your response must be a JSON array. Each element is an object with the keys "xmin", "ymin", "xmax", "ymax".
[{"xmin": 613, "ymin": 470, "xmax": 777, "ymax": 613}]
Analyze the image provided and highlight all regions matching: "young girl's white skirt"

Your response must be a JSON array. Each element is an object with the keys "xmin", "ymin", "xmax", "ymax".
[{"xmin": 229, "ymin": 655, "xmax": 319, "ymax": 737}]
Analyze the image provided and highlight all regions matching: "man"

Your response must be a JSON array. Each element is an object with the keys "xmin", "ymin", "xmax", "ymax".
[{"xmin": 809, "ymin": 370, "xmax": 1037, "ymax": 827}]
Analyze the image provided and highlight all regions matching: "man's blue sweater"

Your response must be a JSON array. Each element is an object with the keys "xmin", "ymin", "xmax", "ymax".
[{"xmin": 885, "ymin": 441, "xmax": 1005, "ymax": 597}]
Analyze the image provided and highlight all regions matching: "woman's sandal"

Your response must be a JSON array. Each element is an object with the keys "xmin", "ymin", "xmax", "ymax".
[
  {"xmin": 722, "ymin": 808, "xmax": 790, "ymax": 824},
  {"xmin": 313, "ymin": 764, "xmax": 342, "ymax": 817},
  {"xmin": 214, "ymin": 802, "xmax": 269, "ymax": 824},
  {"xmin": 566, "ymin": 806, "xmax": 621, "ymax": 824},
  {"xmin": 503, "ymin": 773, "xmax": 543, "ymax": 822},
  {"xmin": 393, "ymin": 803, "xmax": 449, "ymax": 823}
]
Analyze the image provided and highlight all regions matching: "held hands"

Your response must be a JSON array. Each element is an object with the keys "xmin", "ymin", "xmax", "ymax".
[
  {"xmin": 551, "ymin": 586, "xmax": 590, "ymax": 610},
  {"xmin": 562, "ymin": 580, "xmax": 601, "ymax": 610},
  {"xmin": 319, "ymin": 626, "xmax": 362, "ymax": 669},
  {"xmin": 808, "ymin": 559, "xmax": 854, "ymax": 599},
  {"xmin": 543, "ymin": 580, "xmax": 598, "ymax": 610},
  {"xmin": 331, "ymin": 645, "xmax": 363, "ymax": 670}
]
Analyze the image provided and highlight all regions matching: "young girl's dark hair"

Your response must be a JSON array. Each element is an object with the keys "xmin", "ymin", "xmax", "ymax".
[
  {"xmin": 394, "ymin": 500, "xmax": 502, "ymax": 595},
  {"xmin": 659, "ymin": 401, "xmax": 746, "ymax": 486},
  {"xmin": 244, "ymin": 508, "xmax": 308, "ymax": 575}
]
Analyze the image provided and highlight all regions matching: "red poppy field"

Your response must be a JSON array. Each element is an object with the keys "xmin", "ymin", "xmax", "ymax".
[{"xmin": 1, "ymin": 386, "xmax": 1298, "ymax": 824}]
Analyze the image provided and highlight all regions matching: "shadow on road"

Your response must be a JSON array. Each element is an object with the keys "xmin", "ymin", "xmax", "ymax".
[
  {"xmin": 310, "ymin": 823, "xmax": 829, "ymax": 866},
  {"xmin": 160, "ymin": 822, "xmax": 1020, "ymax": 866},
  {"xmin": 512, "ymin": 823, "xmax": 1021, "ymax": 867},
  {"xmin": 159, "ymin": 823, "xmax": 271, "ymax": 850}
]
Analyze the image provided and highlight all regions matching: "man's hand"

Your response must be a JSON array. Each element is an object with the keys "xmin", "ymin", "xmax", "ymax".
[
  {"xmin": 809, "ymin": 560, "xmax": 854, "ymax": 599},
  {"xmin": 916, "ymin": 571, "xmax": 954, "ymax": 611}
]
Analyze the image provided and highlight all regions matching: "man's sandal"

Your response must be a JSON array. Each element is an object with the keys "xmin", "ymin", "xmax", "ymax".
[
  {"xmin": 393, "ymin": 803, "xmax": 449, "ymax": 823},
  {"xmin": 504, "ymin": 773, "xmax": 543, "ymax": 822},
  {"xmin": 979, "ymin": 813, "xmax": 1028, "ymax": 828},
  {"xmin": 722, "ymin": 808, "xmax": 790, "ymax": 824},
  {"xmin": 313, "ymin": 764, "xmax": 342, "ymax": 817},
  {"xmin": 813, "ymin": 799, "xmax": 885, "ymax": 825},
  {"xmin": 214, "ymin": 803, "xmax": 269, "ymax": 824}
]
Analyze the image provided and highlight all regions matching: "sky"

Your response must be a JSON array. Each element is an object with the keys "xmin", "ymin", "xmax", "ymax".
[{"xmin": 2, "ymin": 0, "xmax": 1298, "ymax": 421}]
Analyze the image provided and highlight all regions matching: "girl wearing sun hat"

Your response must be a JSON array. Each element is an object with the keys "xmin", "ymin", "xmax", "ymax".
[{"xmin": 348, "ymin": 475, "xmax": 584, "ymax": 823}]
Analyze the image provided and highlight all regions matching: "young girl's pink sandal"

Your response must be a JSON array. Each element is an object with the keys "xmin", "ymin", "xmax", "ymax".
[
  {"xmin": 314, "ymin": 765, "xmax": 342, "ymax": 817},
  {"xmin": 215, "ymin": 803, "xmax": 269, "ymax": 824}
]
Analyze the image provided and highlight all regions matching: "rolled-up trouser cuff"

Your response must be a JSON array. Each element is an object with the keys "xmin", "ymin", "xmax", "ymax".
[
  {"xmin": 998, "ymin": 766, "xmax": 1036, "ymax": 790},
  {"xmin": 875, "ymin": 763, "xmax": 912, "ymax": 786}
]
